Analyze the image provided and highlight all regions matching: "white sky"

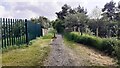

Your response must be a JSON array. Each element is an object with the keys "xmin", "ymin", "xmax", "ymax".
[{"xmin": 0, "ymin": 0, "xmax": 119, "ymax": 20}]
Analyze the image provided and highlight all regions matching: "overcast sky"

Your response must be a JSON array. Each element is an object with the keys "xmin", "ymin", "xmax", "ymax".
[{"xmin": 0, "ymin": 0, "xmax": 119, "ymax": 20}]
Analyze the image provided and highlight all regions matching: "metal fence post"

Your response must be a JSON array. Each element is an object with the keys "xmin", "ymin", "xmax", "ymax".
[
  {"xmin": 25, "ymin": 19, "xmax": 28, "ymax": 45},
  {"xmin": 0, "ymin": 18, "xmax": 2, "ymax": 48}
]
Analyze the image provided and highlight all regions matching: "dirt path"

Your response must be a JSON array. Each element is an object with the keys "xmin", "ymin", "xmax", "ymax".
[{"xmin": 44, "ymin": 34, "xmax": 117, "ymax": 66}]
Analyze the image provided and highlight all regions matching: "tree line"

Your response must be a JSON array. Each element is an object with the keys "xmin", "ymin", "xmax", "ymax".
[{"xmin": 52, "ymin": 1, "xmax": 120, "ymax": 39}]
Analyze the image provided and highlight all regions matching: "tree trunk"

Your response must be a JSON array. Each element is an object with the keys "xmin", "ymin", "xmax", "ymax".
[
  {"xmin": 78, "ymin": 27, "xmax": 81, "ymax": 35},
  {"xmin": 85, "ymin": 27, "xmax": 87, "ymax": 33},
  {"xmin": 81, "ymin": 30, "xmax": 83, "ymax": 35},
  {"xmin": 96, "ymin": 27, "xmax": 99, "ymax": 37},
  {"xmin": 80, "ymin": 27, "xmax": 83, "ymax": 35},
  {"xmin": 118, "ymin": 29, "xmax": 120, "ymax": 39},
  {"xmin": 108, "ymin": 29, "xmax": 111, "ymax": 38},
  {"xmin": 54, "ymin": 33, "xmax": 56, "ymax": 38},
  {"xmin": 73, "ymin": 26, "xmax": 77, "ymax": 32}
]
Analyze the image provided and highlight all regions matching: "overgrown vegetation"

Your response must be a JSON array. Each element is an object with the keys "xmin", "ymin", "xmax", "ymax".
[{"xmin": 64, "ymin": 32, "xmax": 120, "ymax": 64}]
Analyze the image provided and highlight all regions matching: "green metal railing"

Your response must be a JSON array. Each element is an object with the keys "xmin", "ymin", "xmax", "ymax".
[{"xmin": 0, "ymin": 18, "xmax": 42, "ymax": 48}]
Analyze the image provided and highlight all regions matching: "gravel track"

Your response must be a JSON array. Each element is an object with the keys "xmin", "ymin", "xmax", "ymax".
[
  {"xmin": 45, "ymin": 35, "xmax": 82, "ymax": 66},
  {"xmin": 44, "ymin": 34, "xmax": 117, "ymax": 66}
]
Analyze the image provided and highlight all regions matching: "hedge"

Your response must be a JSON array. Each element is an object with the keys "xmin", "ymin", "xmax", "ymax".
[{"xmin": 64, "ymin": 32, "xmax": 120, "ymax": 64}]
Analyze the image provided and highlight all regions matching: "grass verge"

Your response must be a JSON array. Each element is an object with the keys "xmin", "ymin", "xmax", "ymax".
[
  {"xmin": 2, "ymin": 37, "xmax": 51, "ymax": 66},
  {"xmin": 64, "ymin": 32, "xmax": 120, "ymax": 65},
  {"xmin": 64, "ymin": 37, "xmax": 118, "ymax": 66}
]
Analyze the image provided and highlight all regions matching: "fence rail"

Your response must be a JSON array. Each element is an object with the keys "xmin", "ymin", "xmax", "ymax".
[{"xmin": 0, "ymin": 18, "xmax": 42, "ymax": 48}]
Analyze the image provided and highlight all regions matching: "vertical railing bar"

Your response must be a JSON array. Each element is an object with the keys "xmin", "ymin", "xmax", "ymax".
[
  {"xmin": 21, "ymin": 19, "xmax": 23, "ymax": 44},
  {"xmin": 10, "ymin": 19, "xmax": 12, "ymax": 46},
  {"xmin": 15, "ymin": 19, "xmax": 18, "ymax": 45},
  {"xmin": 6, "ymin": 18, "xmax": 9, "ymax": 46},
  {"xmin": 19, "ymin": 19, "xmax": 21, "ymax": 44},
  {"xmin": 3, "ymin": 18, "xmax": 6, "ymax": 48},
  {"xmin": 20, "ymin": 19, "xmax": 22, "ymax": 44},
  {"xmin": 8, "ymin": 19, "xmax": 10, "ymax": 46},
  {"xmin": 11, "ymin": 19, "xmax": 14, "ymax": 45},
  {"xmin": 8, "ymin": 19, "xmax": 11, "ymax": 45},
  {"xmin": 17, "ymin": 19, "xmax": 20, "ymax": 45},
  {"xmin": 14, "ymin": 19, "xmax": 17, "ymax": 45},
  {"xmin": 13, "ymin": 19, "xmax": 15, "ymax": 45},
  {"xmin": 0, "ymin": 18, "xmax": 2, "ymax": 48},
  {"xmin": 23, "ymin": 20, "xmax": 26, "ymax": 43},
  {"xmin": 25, "ymin": 19, "xmax": 28, "ymax": 45}
]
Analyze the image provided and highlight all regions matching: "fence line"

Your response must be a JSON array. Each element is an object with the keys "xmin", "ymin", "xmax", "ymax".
[{"xmin": 0, "ymin": 18, "xmax": 42, "ymax": 48}]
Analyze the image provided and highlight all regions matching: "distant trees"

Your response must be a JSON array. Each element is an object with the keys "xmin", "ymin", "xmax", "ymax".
[
  {"xmin": 56, "ymin": 4, "xmax": 71, "ymax": 20},
  {"xmin": 52, "ymin": 19, "xmax": 64, "ymax": 34},
  {"xmin": 64, "ymin": 12, "xmax": 88, "ymax": 35},
  {"xmin": 31, "ymin": 16, "xmax": 50, "ymax": 29},
  {"xmin": 89, "ymin": 6, "xmax": 102, "ymax": 36},
  {"xmin": 55, "ymin": 4, "xmax": 88, "ymax": 35},
  {"xmin": 102, "ymin": 1, "xmax": 116, "ymax": 20},
  {"xmin": 102, "ymin": 1, "xmax": 120, "ymax": 38},
  {"xmin": 87, "ymin": 1, "xmax": 120, "ymax": 38},
  {"xmin": 53, "ymin": 1, "xmax": 120, "ymax": 39}
]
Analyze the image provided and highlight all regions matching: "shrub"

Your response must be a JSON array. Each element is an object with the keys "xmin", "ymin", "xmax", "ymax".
[{"xmin": 101, "ymin": 39, "xmax": 114, "ymax": 55}]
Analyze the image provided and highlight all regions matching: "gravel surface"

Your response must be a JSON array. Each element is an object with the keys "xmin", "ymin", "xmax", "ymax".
[
  {"xmin": 44, "ymin": 34, "xmax": 117, "ymax": 66},
  {"xmin": 44, "ymin": 34, "xmax": 91, "ymax": 66}
]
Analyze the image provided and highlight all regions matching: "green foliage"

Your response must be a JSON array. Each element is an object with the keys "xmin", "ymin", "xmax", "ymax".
[
  {"xmin": 55, "ymin": 4, "xmax": 88, "ymax": 34},
  {"xmin": 31, "ymin": 16, "xmax": 50, "ymax": 28},
  {"xmin": 52, "ymin": 19, "xmax": 64, "ymax": 33},
  {"xmin": 56, "ymin": 4, "xmax": 87, "ymax": 20},
  {"xmin": 42, "ymin": 33, "xmax": 53, "ymax": 39},
  {"xmin": 48, "ymin": 28, "xmax": 56, "ymax": 34},
  {"xmin": 64, "ymin": 12, "xmax": 88, "ymax": 27},
  {"xmin": 65, "ymin": 32, "xmax": 103, "ymax": 49},
  {"xmin": 114, "ymin": 46, "xmax": 120, "ymax": 64},
  {"xmin": 101, "ymin": 39, "xmax": 116, "ymax": 54},
  {"xmin": 64, "ymin": 32, "xmax": 120, "ymax": 64},
  {"xmin": 55, "ymin": 2, "xmax": 120, "ymax": 38}
]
